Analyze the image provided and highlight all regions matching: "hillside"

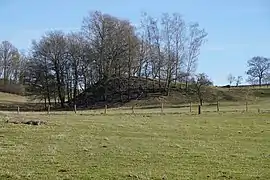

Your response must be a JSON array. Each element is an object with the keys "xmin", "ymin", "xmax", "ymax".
[
  {"xmin": 0, "ymin": 92, "xmax": 27, "ymax": 104},
  {"xmin": 0, "ymin": 92, "xmax": 45, "ymax": 111},
  {"xmin": 1, "ymin": 78, "xmax": 270, "ymax": 111},
  {"xmin": 72, "ymin": 77, "xmax": 257, "ymax": 109}
]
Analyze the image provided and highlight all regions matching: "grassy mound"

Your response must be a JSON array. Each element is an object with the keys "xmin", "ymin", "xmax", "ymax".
[
  {"xmin": 1, "ymin": 78, "xmax": 270, "ymax": 111},
  {"xmin": 73, "ymin": 77, "xmax": 256, "ymax": 108}
]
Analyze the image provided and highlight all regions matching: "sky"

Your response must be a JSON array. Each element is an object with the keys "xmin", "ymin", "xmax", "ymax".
[{"xmin": 0, "ymin": 0, "xmax": 269, "ymax": 85}]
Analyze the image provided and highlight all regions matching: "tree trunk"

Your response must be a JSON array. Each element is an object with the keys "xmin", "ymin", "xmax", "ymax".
[
  {"xmin": 3, "ymin": 60, "xmax": 8, "ymax": 85},
  {"xmin": 66, "ymin": 82, "xmax": 70, "ymax": 102},
  {"xmin": 118, "ymin": 64, "xmax": 123, "ymax": 102},
  {"xmin": 73, "ymin": 66, "xmax": 78, "ymax": 103},
  {"xmin": 44, "ymin": 58, "xmax": 51, "ymax": 106},
  {"xmin": 54, "ymin": 62, "xmax": 65, "ymax": 108},
  {"xmin": 54, "ymin": 91, "xmax": 57, "ymax": 105},
  {"xmin": 185, "ymin": 78, "xmax": 189, "ymax": 91},
  {"xmin": 44, "ymin": 97, "xmax": 47, "ymax": 108}
]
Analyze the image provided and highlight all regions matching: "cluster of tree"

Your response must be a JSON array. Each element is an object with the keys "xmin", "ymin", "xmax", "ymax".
[
  {"xmin": 0, "ymin": 41, "xmax": 27, "ymax": 85},
  {"xmin": 191, "ymin": 73, "xmax": 213, "ymax": 105},
  {"xmin": 228, "ymin": 56, "xmax": 270, "ymax": 87},
  {"xmin": 227, "ymin": 74, "xmax": 243, "ymax": 87},
  {"xmin": 246, "ymin": 56, "xmax": 270, "ymax": 86},
  {"xmin": 1, "ymin": 11, "xmax": 210, "ymax": 108}
]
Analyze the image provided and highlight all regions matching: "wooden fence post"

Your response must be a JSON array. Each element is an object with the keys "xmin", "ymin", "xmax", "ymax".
[
  {"xmin": 104, "ymin": 105, "xmax": 107, "ymax": 114},
  {"xmin": 132, "ymin": 105, "xmax": 135, "ymax": 114},
  {"xmin": 258, "ymin": 108, "xmax": 260, "ymax": 113},
  {"xmin": 216, "ymin": 100, "xmax": 220, "ymax": 112},
  {"xmin": 17, "ymin": 106, "xmax": 20, "ymax": 114},
  {"xmin": 74, "ymin": 104, "xmax": 77, "ymax": 114},
  {"xmin": 189, "ymin": 102, "xmax": 192, "ymax": 113},
  {"xmin": 198, "ymin": 105, "xmax": 201, "ymax": 115},
  {"xmin": 161, "ymin": 103, "xmax": 164, "ymax": 113},
  {"xmin": 245, "ymin": 101, "xmax": 248, "ymax": 112},
  {"xmin": 47, "ymin": 105, "xmax": 50, "ymax": 115}
]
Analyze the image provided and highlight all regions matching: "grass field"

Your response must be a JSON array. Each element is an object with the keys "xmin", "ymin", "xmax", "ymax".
[{"xmin": 1, "ymin": 110, "xmax": 270, "ymax": 179}]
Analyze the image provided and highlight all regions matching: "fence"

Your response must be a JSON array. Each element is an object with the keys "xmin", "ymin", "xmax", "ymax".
[{"xmin": 10, "ymin": 100, "xmax": 269, "ymax": 116}]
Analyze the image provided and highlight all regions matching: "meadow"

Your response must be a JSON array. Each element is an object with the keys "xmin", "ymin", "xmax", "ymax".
[{"xmin": 1, "ymin": 106, "xmax": 270, "ymax": 179}]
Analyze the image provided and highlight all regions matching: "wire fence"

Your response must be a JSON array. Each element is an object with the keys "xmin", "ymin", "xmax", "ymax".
[{"xmin": 4, "ymin": 100, "xmax": 270, "ymax": 117}]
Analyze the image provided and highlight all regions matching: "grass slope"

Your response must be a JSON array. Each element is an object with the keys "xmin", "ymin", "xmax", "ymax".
[
  {"xmin": 0, "ymin": 92, "xmax": 27, "ymax": 104},
  {"xmin": 0, "ymin": 112, "xmax": 269, "ymax": 179},
  {"xmin": 74, "ymin": 77, "xmax": 256, "ymax": 108},
  {"xmin": 1, "ymin": 85, "xmax": 270, "ymax": 111}
]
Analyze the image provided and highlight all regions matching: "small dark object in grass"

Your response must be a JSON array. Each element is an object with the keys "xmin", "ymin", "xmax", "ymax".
[
  {"xmin": 102, "ymin": 145, "xmax": 108, "ymax": 148},
  {"xmin": 6, "ymin": 119, "xmax": 47, "ymax": 126},
  {"xmin": 24, "ymin": 120, "xmax": 45, "ymax": 126},
  {"xmin": 128, "ymin": 174, "xmax": 138, "ymax": 178},
  {"xmin": 143, "ymin": 115, "xmax": 151, "ymax": 117},
  {"xmin": 58, "ymin": 169, "xmax": 68, "ymax": 173},
  {"xmin": 5, "ymin": 120, "xmax": 20, "ymax": 124}
]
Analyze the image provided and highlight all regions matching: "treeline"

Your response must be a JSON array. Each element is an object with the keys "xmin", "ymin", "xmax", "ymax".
[
  {"xmin": 0, "ymin": 11, "xmax": 209, "ymax": 108},
  {"xmin": 0, "ymin": 41, "xmax": 27, "ymax": 85},
  {"xmin": 227, "ymin": 56, "xmax": 270, "ymax": 87}
]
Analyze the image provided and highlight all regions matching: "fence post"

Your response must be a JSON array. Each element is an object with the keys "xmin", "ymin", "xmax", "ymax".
[
  {"xmin": 104, "ymin": 105, "xmax": 107, "ymax": 114},
  {"xmin": 74, "ymin": 104, "xmax": 77, "ymax": 114},
  {"xmin": 258, "ymin": 108, "xmax": 260, "ymax": 113},
  {"xmin": 161, "ymin": 103, "xmax": 164, "ymax": 113},
  {"xmin": 216, "ymin": 100, "xmax": 220, "ymax": 112},
  {"xmin": 132, "ymin": 105, "xmax": 135, "ymax": 114},
  {"xmin": 47, "ymin": 105, "xmax": 50, "ymax": 115},
  {"xmin": 245, "ymin": 101, "xmax": 248, "ymax": 112},
  {"xmin": 198, "ymin": 105, "xmax": 201, "ymax": 114},
  {"xmin": 17, "ymin": 106, "xmax": 20, "ymax": 114},
  {"xmin": 189, "ymin": 102, "xmax": 192, "ymax": 113}
]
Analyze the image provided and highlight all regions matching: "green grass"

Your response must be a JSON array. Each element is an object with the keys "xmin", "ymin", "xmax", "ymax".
[
  {"xmin": 0, "ymin": 111, "xmax": 270, "ymax": 179},
  {"xmin": 0, "ymin": 92, "xmax": 27, "ymax": 104}
]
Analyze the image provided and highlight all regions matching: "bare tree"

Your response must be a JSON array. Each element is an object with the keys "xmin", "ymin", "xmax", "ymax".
[
  {"xmin": 0, "ymin": 41, "xmax": 18, "ymax": 84},
  {"xmin": 66, "ymin": 32, "xmax": 87, "ymax": 103},
  {"xmin": 191, "ymin": 73, "xmax": 213, "ymax": 105},
  {"xmin": 227, "ymin": 73, "xmax": 235, "ymax": 86},
  {"xmin": 139, "ymin": 12, "xmax": 153, "ymax": 91},
  {"xmin": 171, "ymin": 13, "xmax": 186, "ymax": 85},
  {"xmin": 82, "ymin": 11, "xmax": 141, "ymax": 102},
  {"xmin": 246, "ymin": 56, "xmax": 270, "ymax": 86},
  {"xmin": 29, "ymin": 31, "xmax": 67, "ymax": 108},
  {"xmin": 184, "ymin": 23, "xmax": 207, "ymax": 90},
  {"xmin": 262, "ymin": 73, "xmax": 270, "ymax": 87},
  {"xmin": 235, "ymin": 76, "xmax": 243, "ymax": 86},
  {"xmin": 148, "ymin": 15, "xmax": 163, "ymax": 89},
  {"xmin": 161, "ymin": 13, "xmax": 175, "ymax": 95},
  {"xmin": 246, "ymin": 76, "xmax": 258, "ymax": 87}
]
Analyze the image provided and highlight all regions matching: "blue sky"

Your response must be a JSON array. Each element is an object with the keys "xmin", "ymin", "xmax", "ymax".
[{"xmin": 0, "ymin": 0, "xmax": 269, "ymax": 85}]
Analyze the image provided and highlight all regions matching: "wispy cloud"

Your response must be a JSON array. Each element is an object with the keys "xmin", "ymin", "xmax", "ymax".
[
  {"xmin": 205, "ymin": 47, "xmax": 226, "ymax": 51},
  {"xmin": 205, "ymin": 43, "xmax": 251, "ymax": 52}
]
